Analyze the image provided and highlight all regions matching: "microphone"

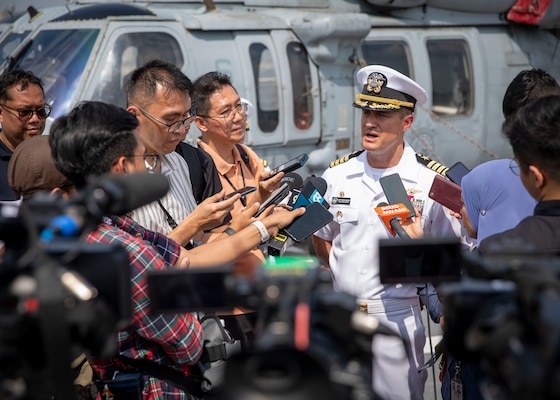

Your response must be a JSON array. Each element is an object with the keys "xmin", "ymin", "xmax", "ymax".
[
  {"xmin": 255, "ymin": 172, "xmax": 303, "ymax": 217},
  {"xmin": 374, "ymin": 202, "xmax": 411, "ymax": 239},
  {"xmin": 265, "ymin": 173, "xmax": 303, "ymax": 255},
  {"xmin": 40, "ymin": 173, "xmax": 170, "ymax": 240},
  {"xmin": 87, "ymin": 172, "xmax": 170, "ymax": 215},
  {"xmin": 379, "ymin": 173, "xmax": 414, "ymax": 219},
  {"xmin": 280, "ymin": 172, "xmax": 304, "ymax": 206},
  {"xmin": 289, "ymin": 176, "xmax": 329, "ymax": 209}
]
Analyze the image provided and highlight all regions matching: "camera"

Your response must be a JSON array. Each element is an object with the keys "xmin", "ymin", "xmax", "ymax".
[
  {"xmin": 148, "ymin": 256, "xmax": 382, "ymax": 400},
  {"xmin": 395, "ymin": 238, "xmax": 560, "ymax": 400},
  {"xmin": 0, "ymin": 175, "xmax": 140, "ymax": 400}
]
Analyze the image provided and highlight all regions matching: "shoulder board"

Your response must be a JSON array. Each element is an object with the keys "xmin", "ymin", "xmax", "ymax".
[
  {"xmin": 415, "ymin": 153, "xmax": 449, "ymax": 176},
  {"xmin": 329, "ymin": 149, "xmax": 364, "ymax": 168}
]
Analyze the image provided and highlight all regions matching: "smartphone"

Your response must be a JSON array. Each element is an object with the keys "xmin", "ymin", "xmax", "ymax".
[
  {"xmin": 282, "ymin": 202, "xmax": 333, "ymax": 242},
  {"xmin": 254, "ymin": 182, "xmax": 291, "ymax": 217},
  {"xmin": 446, "ymin": 161, "xmax": 470, "ymax": 185},
  {"xmin": 379, "ymin": 173, "xmax": 415, "ymax": 219},
  {"xmin": 264, "ymin": 153, "xmax": 309, "ymax": 180},
  {"xmin": 428, "ymin": 175, "xmax": 463, "ymax": 214},
  {"xmin": 224, "ymin": 186, "xmax": 256, "ymax": 200}
]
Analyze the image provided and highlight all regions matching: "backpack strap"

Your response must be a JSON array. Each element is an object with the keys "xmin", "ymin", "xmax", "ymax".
[
  {"xmin": 235, "ymin": 143, "xmax": 269, "ymax": 172},
  {"xmin": 175, "ymin": 142, "xmax": 204, "ymax": 203},
  {"xmin": 117, "ymin": 355, "xmax": 208, "ymax": 398},
  {"xmin": 235, "ymin": 144, "xmax": 251, "ymax": 170}
]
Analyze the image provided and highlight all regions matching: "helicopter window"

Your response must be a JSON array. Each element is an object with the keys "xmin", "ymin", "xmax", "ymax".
[
  {"xmin": 92, "ymin": 32, "xmax": 184, "ymax": 108},
  {"xmin": 360, "ymin": 41, "xmax": 411, "ymax": 78},
  {"xmin": 287, "ymin": 42, "xmax": 313, "ymax": 130},
  {"xmin": 0, "ymin": 32, "xmax": 28, "ymax": 65},
  {"xmin": 249, "ymin": 43, "xmax": 279, "ymax": 133},
  {"xmin": 11, "ymin": 29, "xmax": 99, "ymax": 120},
  {"xmin": 427, "ymin": 39, "xmax": 473, "ymax": 116}
]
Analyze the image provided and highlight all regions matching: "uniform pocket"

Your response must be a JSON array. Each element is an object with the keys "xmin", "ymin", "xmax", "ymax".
[{"xmin": 330, "ymin": 206, "xmax": 359, "ymax": 250}]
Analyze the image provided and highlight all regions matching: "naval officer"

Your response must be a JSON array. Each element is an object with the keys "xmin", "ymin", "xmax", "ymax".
[{"xmin": 312, "ymin": 65, "xmax": 465, "ymax": 400}]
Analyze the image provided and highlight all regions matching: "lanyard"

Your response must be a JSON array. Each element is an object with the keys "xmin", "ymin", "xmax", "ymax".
[{"xmin": 222, "ymin": 161, "xmax": 247, "ymax": 207}]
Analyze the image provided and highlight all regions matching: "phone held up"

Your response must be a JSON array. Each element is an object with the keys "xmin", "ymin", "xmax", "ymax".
[
  {"xmin": 264, "ymin": 153, "xmax": 308, "ymax": 181},
  {"xmin": 224, "ymin": 186, "xmax": 257, "ymax": 200}
]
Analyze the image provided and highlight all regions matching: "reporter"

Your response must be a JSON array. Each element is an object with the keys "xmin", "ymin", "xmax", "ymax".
[{"xmin": 48, "ymin": 101, "xmax": 304, "ymax": 399}]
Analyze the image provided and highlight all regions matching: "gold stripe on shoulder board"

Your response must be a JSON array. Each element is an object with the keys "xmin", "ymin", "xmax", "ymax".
[
  {"xmin": 415, "ymin": 153, "xmax": 449, "ymax": 176},
  {"xmin": 329, "ymin": 149, "xmax": 365, "ymax": 168},
  {"xmin": 261, "ymin": 159, "xmax": 268, "ymax": 168}
]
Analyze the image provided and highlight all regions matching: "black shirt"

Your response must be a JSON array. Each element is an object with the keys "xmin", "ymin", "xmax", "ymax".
[
  {"xmin": 0, "ymin": 139, "xmax": 17, "ymax": 201},
  {"xmin": 478, "ymin": 200, "xmax": 560, "ymax": 256}
]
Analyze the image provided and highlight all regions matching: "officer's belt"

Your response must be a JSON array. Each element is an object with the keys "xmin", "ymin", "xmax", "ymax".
[{"xmin": 358, "ymin": 297, "xmax": 420, "ymax": 314}]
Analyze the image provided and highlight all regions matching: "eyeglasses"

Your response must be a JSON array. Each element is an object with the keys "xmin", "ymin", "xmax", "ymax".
[
  {"xmin": 132, "ymin": 104, "xmax": 195, "ymax": 133},
  {"xmin": 198, "ymin": 102, "xmax": 247, "ymax": 121},
  {"xmin": 125, "ymin": 153, "xmax": 160, "ymax": 173},
  {"xmin": 0, "ymin": 103, "xmax": 52, "ymax": 120},
  {"xmin": 509, "ymin": 158, "xmax": 520, "ymax": 176}
]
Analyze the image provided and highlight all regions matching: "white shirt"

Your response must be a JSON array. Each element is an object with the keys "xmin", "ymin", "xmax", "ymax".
[
  {"xmin": 314, "ymin": 142, "xmax": 465, "ymax": 300},
  {"xmin": 129, "ymin": 152, "xmax": 197, "ymax": 234}
]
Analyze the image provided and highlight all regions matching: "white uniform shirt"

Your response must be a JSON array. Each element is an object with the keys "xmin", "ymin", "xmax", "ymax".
[
  {"xmin": 129, "ymin": 152, "xmax": 197, "ymax": 234},
  {"xmin": 314, "ymin": 142, "xmax": 464, "ymax": 300}
]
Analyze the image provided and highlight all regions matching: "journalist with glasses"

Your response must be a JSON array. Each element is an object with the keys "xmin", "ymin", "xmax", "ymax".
[
  {"xmin": 193, "ymin": 71, "xmax": 282, "ymax": 219},
  {"xmin": 0, "ymin": 69, "xmax": 49, "ymax": 200}
]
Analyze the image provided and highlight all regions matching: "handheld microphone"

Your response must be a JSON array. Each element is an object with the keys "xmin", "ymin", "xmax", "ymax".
[
  {"xmin": 374, "ymin": 202, "xmax": 411, "ymax": 239},
  {"xmin": 289, "ymin": 176, "xmax": 329, "ymax": 209},
  {"xmin": 280, "ymin": 172, "xmax": 304, "ymax": 206},
  {"xmin": 379, "ymin": 173, "xmax": 414, "ymax": 219}
]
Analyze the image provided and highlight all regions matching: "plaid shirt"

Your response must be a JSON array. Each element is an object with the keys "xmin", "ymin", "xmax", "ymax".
[{"xmin": 87, "ymin": 215, "xmax": 203, "ymax": 400}]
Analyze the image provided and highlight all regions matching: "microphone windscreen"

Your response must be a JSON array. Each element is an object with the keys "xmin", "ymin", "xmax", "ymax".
[
  {"xmin": 281, "ymin": 172, "xmax": 303, "ymax": 191},
  {"xmin": 91, "ymin": 173, "xmax": 170, "ymax": 215},
  {"xmin": 308, "ymin": 176, "xmax": 327, "ymax": 196},
  {"xmin": 374, "ymin": 203, "xmax": 410, "ymax": 237}
]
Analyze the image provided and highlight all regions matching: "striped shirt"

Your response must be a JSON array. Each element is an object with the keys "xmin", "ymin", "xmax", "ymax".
[
  {"xmin": 129, "ymin": 152, "xmax": 198, "ymax": 235},
  {"xmin": 87, "ymin": 215, "xmax": 203, "ymax": 400}
]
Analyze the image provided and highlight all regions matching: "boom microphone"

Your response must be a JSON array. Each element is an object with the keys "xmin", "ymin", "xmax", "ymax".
[{"xmin": 374, "ymin": 202, "xmax": 410, "ymax": 239}]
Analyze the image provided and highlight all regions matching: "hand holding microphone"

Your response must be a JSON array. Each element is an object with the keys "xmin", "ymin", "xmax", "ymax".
[{"xmin": 376, "ymin": 173, "xmax": 423, "ymax": 239}]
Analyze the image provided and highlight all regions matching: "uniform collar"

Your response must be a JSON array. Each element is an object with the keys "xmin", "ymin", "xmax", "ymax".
[{"xmin": 350, "ymin": 141, "xmax": 419, "ymax": 182}]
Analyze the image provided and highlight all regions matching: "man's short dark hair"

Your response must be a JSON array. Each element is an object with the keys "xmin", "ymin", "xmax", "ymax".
[
  {"xmin": 49, "ymin": 101, "xmax": 139, "ymax": 188},
  {"xmin": 503, "ymin": 95, "xmax": 560, "ymax": 182},
  {"xmin": 0, "ymin": 69, "xmax": 45, "ymax": 102},
  {"xmin": 192, "ymin": 71, "xmax": 235, "ymax": 117},
  {"xmin": 125, "ymin": 59, "xmax": 193, "ymax": 107},
  {"xmin": 502, "ymin": 68, "xmax": 560, "ymax": 120}
]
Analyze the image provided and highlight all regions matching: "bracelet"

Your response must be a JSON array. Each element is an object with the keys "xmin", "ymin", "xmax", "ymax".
[
  {"xmin": 222, "ymin": 227, "xmax": 236, "ymax": 236},
  {"xmin": 251, "ymin": 220, "xmax": 270, "ymax": 243}
]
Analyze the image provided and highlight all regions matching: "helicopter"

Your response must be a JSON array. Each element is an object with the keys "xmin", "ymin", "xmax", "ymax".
[{"xmin": 0, "ymin": 0, "xmax": 559, "ymax": 176}]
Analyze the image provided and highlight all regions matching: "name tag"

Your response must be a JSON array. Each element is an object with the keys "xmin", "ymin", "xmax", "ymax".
[{"xmin": 332, "ymin": 197, "xmax": 351, "ymax": 205}]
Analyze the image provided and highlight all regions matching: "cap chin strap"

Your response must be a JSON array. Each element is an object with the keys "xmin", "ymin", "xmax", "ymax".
[{"xmin": 355, "ymin": 93, "xmax": 414, "ymax": 110}]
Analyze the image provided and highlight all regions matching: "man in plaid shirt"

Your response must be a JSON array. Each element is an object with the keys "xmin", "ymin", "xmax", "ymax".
[
  {"xmin": 49, "ymin": 101, "xmax": 202, "ymax": 399},
  {"xmin": 48, "ymin": 101, "xmax": 304, "ymax": 399}
]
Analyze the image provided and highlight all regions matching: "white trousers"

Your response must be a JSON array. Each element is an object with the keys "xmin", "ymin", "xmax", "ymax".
[{"xmin": 361, "ymin": 298, "xmax": 427, "ymax": 400}]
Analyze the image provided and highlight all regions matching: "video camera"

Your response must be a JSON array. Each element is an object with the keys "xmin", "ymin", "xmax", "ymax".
[
  {"xmin": 148, "ymin": 256, "xmax": 383, "ymax": 400},
  {"xmin": 0, "ymin": 172, "xmax": 168, "ymax": 400},
  {"xmin": 381, "ymin": 236, "xmax": 560, "ymax": 400}
]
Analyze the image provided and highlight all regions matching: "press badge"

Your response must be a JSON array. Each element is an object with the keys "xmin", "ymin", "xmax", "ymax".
[{"xmin": 451, "ymin": 365, "xmax": 464, "ymax": 400}]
